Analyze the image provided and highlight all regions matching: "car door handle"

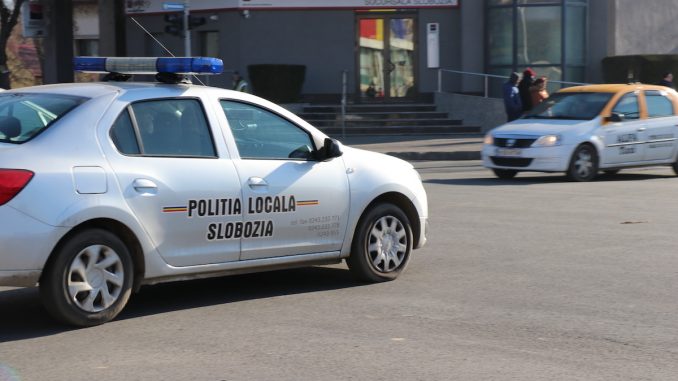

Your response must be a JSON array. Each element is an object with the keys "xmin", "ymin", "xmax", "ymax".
[
  {"xmin": 132, "ymin": 178, "xmax": 158, "ymax": 194},
  {"xmin": 637, "ymin": 127, "xmax": 647, "ymax": 132},
  {"xmin": 247, "ymin": 177, "xmax": 268, "ymax": 189}
]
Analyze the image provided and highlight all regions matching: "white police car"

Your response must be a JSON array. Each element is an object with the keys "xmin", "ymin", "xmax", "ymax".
[
  {"xmin": 483, "ymin": 84, "xmax": 678, "ymax": 181},
  {"xmin": 0, "ymin": 57, "xmax": 428, "ymax": 326}
]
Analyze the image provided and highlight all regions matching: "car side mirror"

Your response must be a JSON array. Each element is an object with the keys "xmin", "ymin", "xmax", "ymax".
[
  {"xmin": 605, "ymin": 112, "xmax": 624, "ymax": 123},
  {"xmin": 315, "ymin": 138, "xmax": 343, "ymax": 161}
]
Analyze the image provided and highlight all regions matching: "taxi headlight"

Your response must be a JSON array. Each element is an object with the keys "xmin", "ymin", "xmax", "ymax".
[
  {"xmin": 532, "ymin": 135, "xmax": 561, "ymax": 147},
  {"xmin": 483, "ymin": 133, "xmax": 494, "ymax": 145}
]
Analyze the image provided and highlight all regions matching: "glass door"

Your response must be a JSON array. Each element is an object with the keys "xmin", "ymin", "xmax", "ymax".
[{"xmin": 358, "ymin": 15, "xmax": 416, "ymax": 101}]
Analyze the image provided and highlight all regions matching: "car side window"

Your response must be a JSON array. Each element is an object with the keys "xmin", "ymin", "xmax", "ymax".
[
  {"xmin": 612, "ymin": 93, "xmax": 640, "ymax": 120},
  {"xmin": 113, "ymin": 99, "xmax": 216, "ymax": 158},
  {"xmin": 110, "ymin": 109, "xmax": 140, "ymax": 154},
  {"xmin": 220, "ymin": 100, "xmax": 315, "ymax": 160},
  {"xmin": 645, "ymin": 90, "xmax": 674, "ymax": 118}
]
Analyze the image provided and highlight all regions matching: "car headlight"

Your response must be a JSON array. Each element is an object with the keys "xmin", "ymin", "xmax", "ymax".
[
  {"xmin": 483, "ymin": 133, "xmax": 494, "ymax": 145},
  {"xmin": 532, "ymin": 135, "xmax": 561, "ymax": 147}
]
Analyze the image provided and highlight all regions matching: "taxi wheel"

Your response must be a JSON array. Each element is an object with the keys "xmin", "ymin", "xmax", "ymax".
[
  {"xmin": 492, "ymin": 168, "xmax": 518, "ymax": 179},
  {"xmin": 347, "ymin": 203, "xmax": 413, "ymax": 283},
  {"xmin": 40, "ymin": 229, "xmax": 134, "ymax": 327},
  {"xmin": 567, "ymin": 144, "xmax": 598, "ymax": 182},
  {"xmin": 672, "ymin": 162, "xmax": 678, "ymax": 176}
]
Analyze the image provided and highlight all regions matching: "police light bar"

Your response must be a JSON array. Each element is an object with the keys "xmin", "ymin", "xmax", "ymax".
[{"xmin": 73, "ymin": 57, "xmax": 224, "ymax": 75}]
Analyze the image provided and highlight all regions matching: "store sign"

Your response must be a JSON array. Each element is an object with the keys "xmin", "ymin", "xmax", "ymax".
[
  {"xmin": 126, "ymin": 0, "xmax": 457, "ymax": 13},
  {"xmin": 22, "ymin": 1, "xmax": 47, "ymax": 37}
]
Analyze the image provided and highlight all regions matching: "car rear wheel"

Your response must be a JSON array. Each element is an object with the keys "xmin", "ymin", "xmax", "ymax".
[
  {"xmin": 40, "ymin": 229, "xmax": 134, "ymax": 327},
  {"xmin": 672, "ymin": 162, "xmax": 678, "ymax": 176},
  {"xmin": 567, "ymin": 144, "xmax": 598, "ymax": 182},
  {"xmin": 347, "ymin": 203, "xmax": 413, "ymax": 283},
  {"xmin": 492, "ymin": 168, "xmax": 518, "ymax": 179}
]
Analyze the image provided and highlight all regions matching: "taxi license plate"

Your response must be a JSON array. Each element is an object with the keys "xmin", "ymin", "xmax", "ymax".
[{"xmin": 496, "ymin": 148, "xmax": 522, "ymax": 157}]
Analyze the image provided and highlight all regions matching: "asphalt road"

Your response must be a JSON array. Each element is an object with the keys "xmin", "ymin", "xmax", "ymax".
[{"xmin": 3, "ymin": 162, "xmax": 678, "ymax": 380}]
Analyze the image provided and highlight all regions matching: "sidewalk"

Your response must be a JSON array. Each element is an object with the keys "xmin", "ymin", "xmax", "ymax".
[{"xmin": 340, "ymin": 134, "xmax": 483, "ymax": 161}]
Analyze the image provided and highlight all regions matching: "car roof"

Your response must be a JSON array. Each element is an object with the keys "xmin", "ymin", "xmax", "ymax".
[
  {"xmin": 5, "ymin": 81, "xmax": 228, "ymax": 99},
  {"xmin": 559, "ymin": 83, "xmax": 674, "ymax": 94}
]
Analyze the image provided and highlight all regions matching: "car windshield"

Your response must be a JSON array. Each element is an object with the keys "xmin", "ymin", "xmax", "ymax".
[
  {"xmin": 523, "ymin": 92, "xmax": 613, "ymax": 121},
  {"xmin": 0, "ymin": 93, "xmax": 87, "ymax": 144}
]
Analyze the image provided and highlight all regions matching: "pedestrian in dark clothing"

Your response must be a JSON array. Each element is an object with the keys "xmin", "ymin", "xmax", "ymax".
[
  {"xmin": 518, "ymin": 68, "xmax": 535, "ymax": 112},
  {"xmin": 658, "ymin": 72, "xmax": 674, "ymax": 89},
  {"xmin": 502, "ymin": 72, "xmax": 522, "ymax": 122}
]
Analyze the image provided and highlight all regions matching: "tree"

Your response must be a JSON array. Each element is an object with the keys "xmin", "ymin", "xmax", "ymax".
[{"xmin": 0, "ymin": 0, "xmax": 27, "ymax": 88}]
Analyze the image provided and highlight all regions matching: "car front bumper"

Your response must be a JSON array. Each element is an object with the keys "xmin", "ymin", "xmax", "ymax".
[{"xmin": 481, "ymin": 144, "xmax": 574, "ymax": 172}]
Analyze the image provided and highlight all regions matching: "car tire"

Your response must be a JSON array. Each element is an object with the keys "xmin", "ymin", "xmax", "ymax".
[
  {"xmin": 347, "ymin": 203, "xmax": 413, "ymax": 283},
  {"xmin": 492, "ymin": 168, "xmax": 518, "ymax": 179},
  {"xmin": 40, "ymin": 229, "xmax": 134, "ymax": 327},
  {"xmin": 672, "ymin": 162, "xmax": 678, "ymax": 176},
  {"xmin": 567, "ymin": 144, "xmax": 598, "ymax": 182}
]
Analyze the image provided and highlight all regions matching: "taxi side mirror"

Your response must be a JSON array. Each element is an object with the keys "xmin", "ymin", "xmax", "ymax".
[
  {"xmin": 605, "ymin": 113, "xmax": 624, "ymax": 123},
  {"xmin": 315, "ymin": 138, "xmax": 343, "ymax": 161}
]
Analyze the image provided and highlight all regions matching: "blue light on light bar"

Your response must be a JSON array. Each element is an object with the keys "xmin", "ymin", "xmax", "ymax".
[{"xmin": 73, "ymin": 57, "xmax": 224, "ymax": 75}]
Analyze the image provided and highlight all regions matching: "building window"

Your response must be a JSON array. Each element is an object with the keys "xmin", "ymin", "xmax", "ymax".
[
  {"xmin": 74, "ymin": 39, "xmax": 99, "ymax": 56},
  {"xmin": 200, "ymin": 31, "xmax": 219, "ymax": 57},
  {"xmin": 486, "ymin": 0, "xmax": 587, "ymax": 88}
]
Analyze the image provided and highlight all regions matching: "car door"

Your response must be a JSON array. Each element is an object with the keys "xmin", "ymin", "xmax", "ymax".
[
  {"xmin": 103, "ymin": 97, "xmax": 243, "ymax": 267},
  {"xmin": 602, "ymin": 91, "xmax": 646, "ymax": 164},
  {"xmin": 641, "ymin": 89, "xmax": 678, "ymax": 161},
  {"xmin": 218, "ymin": 100, "xmax": 350, "ymax": 261}
]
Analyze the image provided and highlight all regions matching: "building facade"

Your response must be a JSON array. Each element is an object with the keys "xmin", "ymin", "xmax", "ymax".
[{"xmin": 11, "ymin": 0, "xmax": 678, "ymax": 98}]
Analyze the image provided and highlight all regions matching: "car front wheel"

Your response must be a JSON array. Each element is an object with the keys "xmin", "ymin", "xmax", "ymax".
[
  {"xmin": 40, "ymin": 229, "xmax": 134, "ymax": 327},
  {"xmin": 347, "ymin": 203, "xmax": 413, "ymax": 283},
  {"xmin": 567, "ymin": 144, "xmax": 598, "ymax": 182}
]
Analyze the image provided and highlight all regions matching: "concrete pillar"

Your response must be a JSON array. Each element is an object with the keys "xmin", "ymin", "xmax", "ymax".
[
  {"xmin": 43, "ymin": 0, "xmax": 73, "ymax": 84},
  {"xmin": 98, "ymin": 0, "xmax": 126, "ymax": 56}
]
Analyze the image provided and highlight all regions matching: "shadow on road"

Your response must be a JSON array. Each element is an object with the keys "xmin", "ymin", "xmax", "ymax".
[
  {"xmin": 0, "ymin": 266, "xmax": 362, "ymax": 342},
  {"xmin": 425, "ymin": 172, "xmax": 675, "ymax": 186}
]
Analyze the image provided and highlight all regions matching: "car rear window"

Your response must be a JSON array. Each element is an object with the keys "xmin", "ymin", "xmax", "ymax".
[{"xmin": 0, "ymin": 93, "xmax": 87, "ymax": 144}]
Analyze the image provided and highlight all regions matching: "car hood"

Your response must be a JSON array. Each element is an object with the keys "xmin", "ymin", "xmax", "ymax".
[
  {"xmin": 492, "ymin": 118, "xmax": 598, "ymax": 136},
  {"xmin": 341, "ymin": 145, "xmax": 414, "ymax": 170}
]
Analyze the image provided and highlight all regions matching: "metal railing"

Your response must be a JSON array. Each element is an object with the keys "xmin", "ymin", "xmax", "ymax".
[
  {"xmin": 341, "ymin": 69, "xmax": 347, "ymax": 139},
  {"xmin": 437, "ymin": 69, "xmax": 589, "ymax": 98}
]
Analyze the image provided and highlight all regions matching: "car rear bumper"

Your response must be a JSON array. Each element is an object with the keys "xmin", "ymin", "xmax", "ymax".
[
  {"xmin": 0, "ymin": 205, "xmax": 67, "ymax": 283},
  {"xmin": 481, "ymin": 144, "xmax": 573, "ymax": 172}
]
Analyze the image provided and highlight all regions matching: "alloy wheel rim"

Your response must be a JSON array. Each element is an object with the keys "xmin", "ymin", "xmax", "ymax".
[
  {"xmin": 67, "ymin": 245, "xmax": 124, "ymax": 313},
  {"xmin": 367, "ymin": 215, "xmax": 407, "ymax": 273},
  {"xmin": 575, "ymin": 149, "xmax": 593, "ymax": 178}
]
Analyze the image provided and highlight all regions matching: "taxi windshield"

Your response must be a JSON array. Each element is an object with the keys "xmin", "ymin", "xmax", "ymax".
[
  {"xmin": 523, "ymin": 92, "xmax": 613, "ymax": 121},
  {"xmin": 0, "ymin": 93, "xmax": 87, "ymax": 144}
]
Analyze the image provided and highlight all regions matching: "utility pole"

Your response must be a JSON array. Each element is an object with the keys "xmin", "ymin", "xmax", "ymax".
[
  {"xmin": 183, "ymin": 0, "xmax": 190, "ymax": 56},
  {"xmin": 43, "ymin": 0, "xmax": 73, "ymax": 84},
  {"xmin": 98, "ymin": 0, "xmax": 126, "ymax": 56}
]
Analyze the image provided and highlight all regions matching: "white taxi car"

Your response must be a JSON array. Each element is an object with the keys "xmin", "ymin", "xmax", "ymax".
[
  {"xmin": 482, "ymin": 84, "xmax": 678, "ymax": 181},
  {"xmin": 0, "ymin": 57, "xmax": 428, "ymax": 326}
]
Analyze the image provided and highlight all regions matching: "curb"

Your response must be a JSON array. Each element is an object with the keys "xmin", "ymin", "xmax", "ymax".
[{"xmin": 384, "ymin": 151, "xmax": 481, "ymax": 161}]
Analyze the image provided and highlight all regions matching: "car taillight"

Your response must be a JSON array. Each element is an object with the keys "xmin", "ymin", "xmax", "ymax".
[{"xmin": 0, "ymin": 169, "xmax": 34, "ymax": 206}]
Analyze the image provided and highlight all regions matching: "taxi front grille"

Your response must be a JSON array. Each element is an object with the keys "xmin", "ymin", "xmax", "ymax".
[
  {"xmin": 490, "ymin": 157, "xmax": 533, "ymax": 167},
  {"xmin": 494, "ymin": 138, "xmax": 537, "ymax": 148}
]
